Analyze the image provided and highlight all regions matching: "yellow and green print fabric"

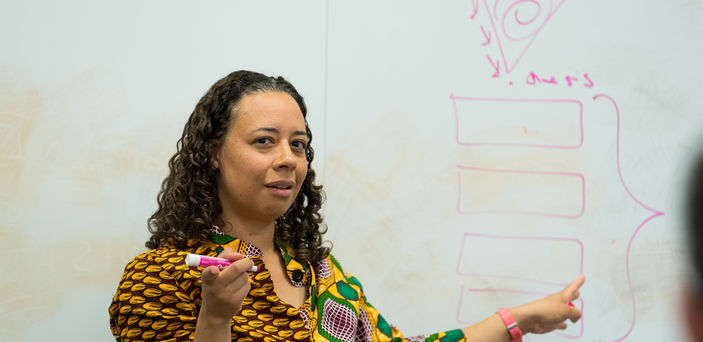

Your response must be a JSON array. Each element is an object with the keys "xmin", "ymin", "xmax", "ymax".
[{"xmin": 109, "ymin": 230, "xmax": 466, "ymax": 342}]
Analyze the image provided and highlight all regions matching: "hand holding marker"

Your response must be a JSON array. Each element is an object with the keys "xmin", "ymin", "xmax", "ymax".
[{"xmin": 185, "ymin": 253, "xmax": 258, "ymax": 272}]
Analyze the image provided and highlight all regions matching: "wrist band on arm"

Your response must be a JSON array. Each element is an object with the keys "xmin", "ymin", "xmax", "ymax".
[{"xmin": 497, "ymin": 307, "xmax": 523, "ymax": 342}]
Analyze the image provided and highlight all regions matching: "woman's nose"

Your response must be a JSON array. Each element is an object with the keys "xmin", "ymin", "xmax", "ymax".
[{"xmin": 274, "ymin": 144, "xmax": 297, "ymax": 169}]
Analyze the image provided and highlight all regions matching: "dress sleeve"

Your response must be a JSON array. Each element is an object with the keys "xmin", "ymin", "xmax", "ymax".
[
  {"xmin": 322, "ymin": 255, "xmax": 466, "ymax": 342},
  {"xmin": 352, "ymin": 275, "xmax": 467, "ymax": 342},
  {"xmin": 108, "ymin": 249, "xmax": 201, "ymax": 342}
]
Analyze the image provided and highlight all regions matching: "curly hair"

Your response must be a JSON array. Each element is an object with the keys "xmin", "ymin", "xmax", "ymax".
[{"xmin": 146, "ymin": 70, "xmax": 330, "ymax": 264}]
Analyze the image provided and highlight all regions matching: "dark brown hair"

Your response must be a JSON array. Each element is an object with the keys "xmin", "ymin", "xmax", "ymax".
[
  {"xmin": 146, "ymin": 70, "xmax": 329, "ymax": 264},
  {"xmin": 689, "ymin": 153, "xmax": 703, "ymax": 291}
]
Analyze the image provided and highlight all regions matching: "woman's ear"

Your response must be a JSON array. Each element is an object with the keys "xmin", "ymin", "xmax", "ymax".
[{"xmin": 211, "ymin": 143, "xmax": 221, "ymax": 170}]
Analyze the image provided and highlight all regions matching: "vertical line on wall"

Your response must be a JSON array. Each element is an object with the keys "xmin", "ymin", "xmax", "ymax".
[{"xmin": 322, "ymin": 0, "xmax": 329, "ymax": 186}]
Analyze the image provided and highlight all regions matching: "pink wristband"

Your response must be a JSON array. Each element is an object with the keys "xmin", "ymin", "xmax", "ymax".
[{"xmin": 497, "ymin": 307, "xmax": 523, "ymax": 342}]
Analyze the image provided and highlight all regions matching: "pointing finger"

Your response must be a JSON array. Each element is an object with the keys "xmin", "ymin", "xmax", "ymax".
[{"xmin": 563, "ymin": 275, "xmax": 585, "ymax": 301}]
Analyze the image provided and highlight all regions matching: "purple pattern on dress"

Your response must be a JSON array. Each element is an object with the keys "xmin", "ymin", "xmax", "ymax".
[
  {"xmin": 316, "ymin": 259, "xmax": 332, "ymax": 279},
  {"xmin": 300, "ymin": 309, "xmax": 310, "ymax": 329},
  {"xmin": 244, "ymin": 244, "xmax": 263, "ymax": 257},
  {"xmin": 210, "ymin": 225, "xmax": 225, "ymax": 236},
  {"xmin": 355, "ymin": 308, "xmax": 374, "ymax": 342},
  {"xmin": 320, "ymin": 298, "xmax": 357, "ymax": 342}
]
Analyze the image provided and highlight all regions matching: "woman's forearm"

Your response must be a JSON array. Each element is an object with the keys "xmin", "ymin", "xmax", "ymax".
[
  {"xmin": 193, "ymin": 308, "xmax": 233, "ymax": 342},
  {"xmin": 461, "ymin": 312, "xmax": 513, "ymax": 342}
]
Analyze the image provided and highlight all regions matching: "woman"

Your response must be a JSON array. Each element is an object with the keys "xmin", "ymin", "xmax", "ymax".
[{"xmin": 109, "ymin": 70, "xmax": 584, "ymax": 342}]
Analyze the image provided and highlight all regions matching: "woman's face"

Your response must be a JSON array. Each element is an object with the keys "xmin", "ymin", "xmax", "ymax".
[{"xmin": 214, "ymin": 91, "xmax": 309, "ymax": 225}]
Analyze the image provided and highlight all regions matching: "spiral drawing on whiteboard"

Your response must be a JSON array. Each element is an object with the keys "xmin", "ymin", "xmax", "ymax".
[
  {"xmin": 471, "ymin": 0, "xmax": 568, "ymax": 78},
  {"xmin": 504, "ymin": 1, "xmax": 559, "ymax": 40}
]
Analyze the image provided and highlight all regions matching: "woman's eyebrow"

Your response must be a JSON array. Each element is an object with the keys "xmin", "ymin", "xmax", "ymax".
[
  {"xmin": 254, "ymin": 127, "xmax": 278, "ymax": 133},
  {"xmin": 253, "ymin": 127, "xmax": 307, "ymax": 137}
]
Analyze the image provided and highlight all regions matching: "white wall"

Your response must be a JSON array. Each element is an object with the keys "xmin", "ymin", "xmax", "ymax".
[{"xmin": 1, "ymin": 1, "xmax": 701, "ymax": 341}]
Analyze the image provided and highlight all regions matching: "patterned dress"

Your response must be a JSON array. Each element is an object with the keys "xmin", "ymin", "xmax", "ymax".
[{"xmin": 109, "ymin": 229, "xmax": 466, "ymax": 342}]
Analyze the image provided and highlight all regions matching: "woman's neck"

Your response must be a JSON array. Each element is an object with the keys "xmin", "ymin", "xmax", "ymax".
[{"xmin": 220, "ymin": 215, "xmax": 277, "ymax": 254}]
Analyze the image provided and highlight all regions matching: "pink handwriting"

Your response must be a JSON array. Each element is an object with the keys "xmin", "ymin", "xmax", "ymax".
[
  {"xmin": 469, "ymin": 1, "xmax": 593, "ymax": 88},
  {"xmin": 526, "ymin": 71, "xmax": 595, "ymax": 88},
  {"xmin": 470, "ymin": 0, "xmax": 479, "ymax": 20},
  {"xmin": 455, "ymin": 232, "xmax": 584, "ymax": 281},
  {"xmin": 480, "ymin": 25, "xmax": 492, "ymax": 46},
  {"xmin": 456, "ymin": 165, "xmax": 586, "ymax": 218},
  {"xmin": 450, "ymin": 94, "xmax": 584, "ymax": 149},
  {"xmin": 487, "ymin": 55, "xmax": 500, "ymax": 78},
  {"xmin": 476, "ymin": 0, "xmax": 568, "ymax": 75},
  {"xmin": 592, "ymin": 94, "xmax": 665, "ymax": 342}
]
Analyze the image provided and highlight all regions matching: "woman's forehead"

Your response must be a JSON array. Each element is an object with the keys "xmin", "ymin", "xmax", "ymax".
[{"xmin": 231, "ymin": 91, "xmax": 306, "ymax": 130}]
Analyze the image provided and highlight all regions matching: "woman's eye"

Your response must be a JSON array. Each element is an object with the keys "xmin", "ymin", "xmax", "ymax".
[
  {"xmin": 292, "ymin": 140, "xmax": 307, "ymax": 149},
  {"xmin": 255, "ymin": 137, "xmax": 273, "ymax": 145}
]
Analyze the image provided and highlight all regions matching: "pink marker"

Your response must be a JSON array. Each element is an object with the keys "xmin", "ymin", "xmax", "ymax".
[{"xmin": 185, "ymin": 253, "xmax": 258, "ymax": 273}]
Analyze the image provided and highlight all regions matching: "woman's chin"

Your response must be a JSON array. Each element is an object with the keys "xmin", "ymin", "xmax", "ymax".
[{"xmin": 269, "ymin": 206, "xmax": 295, "ymax": 222}]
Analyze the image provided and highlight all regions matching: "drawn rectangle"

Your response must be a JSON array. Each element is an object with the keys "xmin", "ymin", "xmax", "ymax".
[
  {"xmin": 457, "ymin": 165, "xmax": 584, "ymax": 218},
  {"xmin": 450, "ymin": 95, "xmax": 583, "ymax": 149},
  {"xmin": 456, "ymin": 232, "xmax": 583, "ymax": 285},
  {"xmin": 456, "ymin": 284, "xmax": 584, "ymax": 338}
]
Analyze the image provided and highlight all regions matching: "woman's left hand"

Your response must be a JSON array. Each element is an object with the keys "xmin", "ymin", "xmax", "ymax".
[{"xmin": 512, "ymin": 274, "xmax": 585, "ymax": 334}]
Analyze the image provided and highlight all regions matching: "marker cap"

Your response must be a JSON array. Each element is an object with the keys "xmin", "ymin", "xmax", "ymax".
[{"xmin": 185, "ymin": 253, "xmax": 200, "ymax": 267}]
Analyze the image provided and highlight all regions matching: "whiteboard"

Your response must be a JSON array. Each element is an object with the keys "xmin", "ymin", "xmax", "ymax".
[{"xmin": 1, "ymin": 0, "xmax": 701, "ymax": 341}]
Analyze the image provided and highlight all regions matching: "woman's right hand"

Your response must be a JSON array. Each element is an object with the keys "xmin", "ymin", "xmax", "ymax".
[
  {"xmin": 461, "ymin": 275, "xmax": 584, "ymax": 342},
  {"xmin": 512, "ymin": 275, "xmax": 585, "ymax": 334},
  {"xmin": 198, "ymin": 248, "xmax": 254, "ymax": 321}
]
